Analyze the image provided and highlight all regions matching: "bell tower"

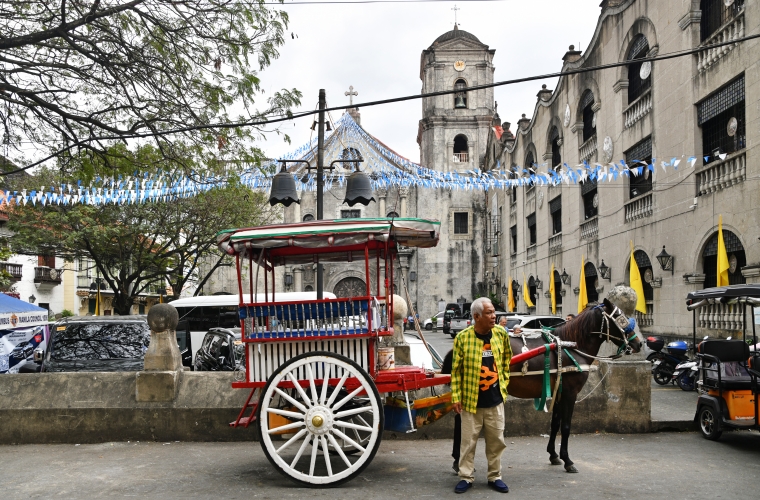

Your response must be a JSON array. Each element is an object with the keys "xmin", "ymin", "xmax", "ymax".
[{"xmin": 417, "ymin": 25, "xmax": 495, "ymax": 171}]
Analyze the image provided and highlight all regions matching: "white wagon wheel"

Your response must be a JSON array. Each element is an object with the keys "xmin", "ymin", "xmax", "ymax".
[{"xmin": 258, "ymin": 351, "xmax": 383, "ymax": 486}]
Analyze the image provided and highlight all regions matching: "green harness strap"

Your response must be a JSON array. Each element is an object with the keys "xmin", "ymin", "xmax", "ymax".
[{"xmin": 533, "ymin": 343, "xmax": 552, "ymax": 411}]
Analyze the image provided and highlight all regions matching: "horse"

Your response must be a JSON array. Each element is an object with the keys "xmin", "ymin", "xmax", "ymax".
[{"xmin": 506, "ymin": 297, "xmax": 642, "ymax": 473}]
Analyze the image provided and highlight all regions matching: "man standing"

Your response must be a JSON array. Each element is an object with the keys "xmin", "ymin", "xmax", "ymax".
[{"xmin": 451, "ymin": 297, "xmax": 512, "ymax": 494}]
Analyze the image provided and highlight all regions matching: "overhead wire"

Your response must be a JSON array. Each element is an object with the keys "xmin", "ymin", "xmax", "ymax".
[{"xmin": 3, "ymin": 31, "xmax": 759, "ymax": 175}]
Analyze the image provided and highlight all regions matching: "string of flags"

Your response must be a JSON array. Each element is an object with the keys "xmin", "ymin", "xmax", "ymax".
[{"xmin": 0, "ymin": 113, "xmax": 722, "ymax": 209}]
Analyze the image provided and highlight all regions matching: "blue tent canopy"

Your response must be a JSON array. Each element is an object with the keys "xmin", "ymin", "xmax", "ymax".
[{"xmin": 0, "ymin": 293, "xmax": 48, "ymax": 328}]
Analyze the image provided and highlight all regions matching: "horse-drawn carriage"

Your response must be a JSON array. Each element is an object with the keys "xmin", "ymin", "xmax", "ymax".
[{"xmin": 687, "ymin": 285, "xmax": 760, "ymax": 440}]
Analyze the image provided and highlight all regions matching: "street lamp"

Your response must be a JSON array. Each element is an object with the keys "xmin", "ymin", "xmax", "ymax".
[
  {"xmin": 501, "ymin": 284, "xmax": 507, "ymax": 295},
  {"xmin": 28, "ymin": 294, "xmax": 36, "ymax": 304},
  {"xmin": 598, "ymin": 260, "xmax": 611, "ymax": 281},
  {"xmin": 560, "ymin": 269, "xmax": 571, "ymax": 286},
  {"xmin": 534, "ymin": 278, "xmax": 543, "ymax": 290},
  {"xmin": 656, "ymin": 246, "xmax": 674, "ymax": 274},
  {"xmin": 512, "ymin": 280, "xmax": 521, "ymax": 294}
]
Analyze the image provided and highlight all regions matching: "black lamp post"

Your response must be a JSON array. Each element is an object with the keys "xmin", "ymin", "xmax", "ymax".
[{"xmin": 656, "ymin": 246, "xmax": 674, "ymax": 274}]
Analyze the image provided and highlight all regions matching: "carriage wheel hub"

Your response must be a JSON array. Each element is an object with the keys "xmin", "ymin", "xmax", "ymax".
[{"xmin": 305, "ymin": 406, "xmax": 332, "ymax": 435}]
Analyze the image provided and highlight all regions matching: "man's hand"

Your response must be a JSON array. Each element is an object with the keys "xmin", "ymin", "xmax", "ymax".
[{"xmin": 453, "ymin": 402, "xmax": 462, "ymax": 414}]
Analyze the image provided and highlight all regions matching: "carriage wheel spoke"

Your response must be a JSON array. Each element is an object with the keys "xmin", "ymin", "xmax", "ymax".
[
  {"xmin": 290, "ymin": 433, "xmax": 312, "ymax": 469},
  {"xmin": 306, "ymin": 364, "xmax": 319, "ymax": 406},
  {"xmin": 334, "ymin": 406, "xmax": 372, "ymax": 419},
  {"xmin": 267, "ymin": 420, "xmax": 304, "ymax": 435},
  {"xmin": 333, "ymin": 420, "xmax": 373, "ymax": 433},
  {"xmin": 266, "ymin": 407, "xmax": 305, "ymax": 420},
  {"xmin": 273, "ymin": 387, "xmax": 308, "ymax": 413},
  {"xmin": 325, "ymin": 372, "xmax": 349, "ymax": 407},
  {"xmin": 327, "ymin": 433, "xmax": 353, "ymax": 468},
  {"xmin": 309, "ymin": 434, "xmax": 320, "ymax": 476},
  {"xmin": 320, "ymin": 435, "xmax": 333, "ymax": 476},
  {"xmin": 331, "ymin": 428, "xmax": 365, "ymax": 453},
  {"xmin": 332, "ymin": 386, "xmax": 364, "ymax": 412},
  {"xmin": 276, "ymin": 428, "xmax": 308, "ymax": 454},
  {"xmin": 320, "ymin": 365, "xmax": 331, "ymax": 405},
  {"xmin": 287, "ymin": 372, "xmax": 312, "ymax": 408}
]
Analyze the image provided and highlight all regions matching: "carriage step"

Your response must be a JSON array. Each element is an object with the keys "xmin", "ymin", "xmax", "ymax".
[{"xmin": 230, "ymin": 415, "xmax": 257, "ymax": 427}]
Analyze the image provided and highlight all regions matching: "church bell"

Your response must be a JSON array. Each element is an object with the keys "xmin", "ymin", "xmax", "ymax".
[
  {"xmin": 343, "ymin": 167, "xmax": 375, "ymax": 207},
  {"xmin": 268, "ymin": 164, "xmax": 300, "ymax": 207},
  {"xmin": 454, "ymin": 95, "xmax": 466, "ymax": 108}
]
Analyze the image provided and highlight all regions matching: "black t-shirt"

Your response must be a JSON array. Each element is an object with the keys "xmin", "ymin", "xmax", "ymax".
[{"xmin": 476, "ymin": 330, "xmax": 503, "ymax": 408}]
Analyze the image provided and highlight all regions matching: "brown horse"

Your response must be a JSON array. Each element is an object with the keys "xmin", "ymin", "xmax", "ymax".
[{"xmin": 507, "ymin": 298, "xmax": 642, "ymax": 472}]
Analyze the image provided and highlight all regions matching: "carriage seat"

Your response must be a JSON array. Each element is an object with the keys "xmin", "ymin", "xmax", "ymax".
[
  {"xmin": 698, "ymin": 340, "xmax": 754, "ymax": 391},
  {"xmin": 239, "ymin": 299, "xmax": 372, "ymax": 339}
]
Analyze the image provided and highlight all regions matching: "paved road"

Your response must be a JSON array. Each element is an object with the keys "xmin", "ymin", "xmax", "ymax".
[{"xmin": 1, "ymin": 432, "xmax": 758, "ymax": 499}]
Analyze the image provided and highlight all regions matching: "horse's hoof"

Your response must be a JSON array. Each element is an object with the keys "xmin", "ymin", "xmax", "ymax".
[
  {"xmin": 550, "ymin": 457, "xmax": 562, "ymax": 465},
  {"xmin": 565, "ymin": 465, "xmax": 579, "ymax": 473}
]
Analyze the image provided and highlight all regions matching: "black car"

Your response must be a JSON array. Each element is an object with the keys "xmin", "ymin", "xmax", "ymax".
[
  {"xmin": 9, "ymin": 340, "xmax": 35, "ymax": 362},
  {"xmin": 194, "ymin": 327, "xmax": 244, "ymax": 372},
  {"xmin": 38, "ymin": 316, "xmax": 150, "ymax": 372}
]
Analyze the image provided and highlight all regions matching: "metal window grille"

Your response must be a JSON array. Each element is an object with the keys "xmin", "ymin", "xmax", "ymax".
[
  {"xmin": 525, "ymin": 152, "xmax": 534, "ymax": 169},
  {"xmin": 698, "ymin": 76, "xmax": 744, "ymax": 125},
  {"xmin": 510, "ymin": 225, "xmax": 517, "ymax": 254},
  {"xmin": 582, "ymin": 104, "xmax": 595, "ymax": 142},
  {"xmin": 703, "ymin": 251, "xmax": 746, "ymax": 288},
  {"xmin": 580, "ymin": 178, "xmax": 597, "ymax": 196},
  {"xmin": 454, "ymin": 79, "xmax": 468, "ymax": 108},
  {"xmin": 584, "ymin": 262, "xmax": 598, "ymax": 302},
  {"xmin": 625, "ymin": 137, "xmax": 653, "ymax": 198},
  {"xmin": 553, "ymin": 270, "xmax": 563, "ymax": 305},
  {"xmin": 549, "ymin": 196, "xmax": 562, "ymax": 235},
  {"xmin": 699, "ymin": 77, "xmax": 746, "ymax": 162},
  {"xmin": 527, "ymin": 213, "xmax": 536, "ymax": 246},
  {"xmin": 627, "ymin": 35, "xmax": 651, "ymax": 103},
  {"xmin": 582, "ymin": 186, "xmax": 597, "ymax": 219},
  {"xmin": 550, "ymin": 129, "xmax": 562, "ymax": 169},
  {"xmin": 341, "ymin": 209, "xmax": 360, "ymax": 218},
  {"xmin": 701, "ymin": 0, "xmax": 744, "ymax": 42},
  {"xmin": 703, "ymin": 229, "xmax": 744, "ymax": 256},
  {"xmin": 454, "ymin": 212, "xmax": 469, "ymax": 234}
]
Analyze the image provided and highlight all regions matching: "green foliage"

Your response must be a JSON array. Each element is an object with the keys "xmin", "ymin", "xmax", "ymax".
[{"xmin": 60, "ymin": 309, "xmax": 75, "ymax": 318}]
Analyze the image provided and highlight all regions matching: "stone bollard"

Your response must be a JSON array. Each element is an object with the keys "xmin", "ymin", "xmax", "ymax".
[
  {"xmin": 381, "ymin": 294, "xmax": 411, "ymax": 366},
  {"xmin": 136, "ymin": 304, "xmax": 182, "ymax": 402}
]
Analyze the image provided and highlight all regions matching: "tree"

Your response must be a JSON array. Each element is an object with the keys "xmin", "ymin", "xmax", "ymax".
[
  {"xmin": 8, "ymin": 144, "xmax": 278, "ymax": 314},
  {"xmin": 0, "ymin": 0, "xmax": 300, "ymax": 172}
]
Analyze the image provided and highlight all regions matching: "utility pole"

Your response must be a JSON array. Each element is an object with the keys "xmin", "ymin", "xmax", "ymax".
[{"xmin": 316, "ymin": 89, "xmax": 326, "ymax": 300}]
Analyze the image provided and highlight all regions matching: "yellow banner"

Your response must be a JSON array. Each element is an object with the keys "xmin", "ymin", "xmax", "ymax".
[
  {"xmin": 717, "ymin": 215, "xmax": 730, "ymax": 287},
  {"xmin": 578, "ymin": 256, "xmax": 587, "ymax": 313},
  {"xmin": 629, "ymin": 242, "xmax": 647, "ymax": 313}
]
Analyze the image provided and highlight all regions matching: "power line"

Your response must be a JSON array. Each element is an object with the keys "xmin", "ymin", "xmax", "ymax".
[
  {"xmin": 263, "ymin": 0, "xmax": 506, "ymax": 3},
  {"xmin": 4, "ymin": 31, "xmax": 759, "ymax": 175}
]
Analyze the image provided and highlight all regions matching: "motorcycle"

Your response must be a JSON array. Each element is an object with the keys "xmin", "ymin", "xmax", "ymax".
[
  {"xmin": 671, "ymin": 359, "xmax": 699, "ymax": 391},
  {"xmin": 647, "ymin": 336, "xmax": 690, "ymax": 385}
]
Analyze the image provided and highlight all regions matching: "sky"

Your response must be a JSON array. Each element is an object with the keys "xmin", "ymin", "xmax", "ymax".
[{"xmin": 257, "ymin": 0, "xmax": 603, "ymax": 164}]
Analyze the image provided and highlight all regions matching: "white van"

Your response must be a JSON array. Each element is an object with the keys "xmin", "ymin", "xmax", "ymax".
[{"xmin": 169, "ymin": 292, "xmax": 337, "ymax": 364}]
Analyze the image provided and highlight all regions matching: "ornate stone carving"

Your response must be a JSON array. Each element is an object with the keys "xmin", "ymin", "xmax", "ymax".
[{"xmin": 602, "ymin": 136, "xmax": 614, "ymax": 163}]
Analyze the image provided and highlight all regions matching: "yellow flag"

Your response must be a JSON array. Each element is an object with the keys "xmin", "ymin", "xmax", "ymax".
[
  {"xmin": 507, "ymin": 276, "xmax": 515, "ymax": 312},
  {"xmin": 95, "ymin": 284, "xmax": 100, "ymax": 316},
  {"xmin": 717, "ymin": 215, "xmax": 730, "ymax": 287},
  {"xmin": 550, "ymin": 262, "xmax": 556, "ymax": 315},
  {"xmin": 523, "ymin": 273, "xmax": 534, "ymax": 308},
  {"xmin": 629, "ymin": 242, "xmax": 647, "ymax": 313},
  {"xmin": 578, "ymin": 256, "xmax": 588, "ymax": 313}
]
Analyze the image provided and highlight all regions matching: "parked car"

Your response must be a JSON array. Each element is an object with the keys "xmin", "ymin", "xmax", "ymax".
[
  {"xmin": 503, "ymin": 315, "xmax": 566, "ymax": 334},
  {"xmin": 9, "ymin": 340, "xmax": 35, "ymax": 362},
  {"xmin": 404, "ymin": 333, "xmax": 444, "ymax": 370},
  {"xmin": 193, "ymin": 327, "xmax": 245, "ymax": 372},
  {"xmin": 423, "ymin": 312, "xmax": 446, "ymax": 331},
  {"xmin": 32, "ymin": 316, "xmax": 151, "ymax": 373}
]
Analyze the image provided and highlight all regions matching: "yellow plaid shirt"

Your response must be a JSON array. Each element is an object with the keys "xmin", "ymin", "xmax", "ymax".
[{"xmin": 451, "ymin": 325, "xmax": 512, "ymax": 414}]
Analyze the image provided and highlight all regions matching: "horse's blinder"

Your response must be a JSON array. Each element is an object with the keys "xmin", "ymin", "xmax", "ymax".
[{"xmin": 594, "ymin": 304, "xmax": 640, "ymax": 355}]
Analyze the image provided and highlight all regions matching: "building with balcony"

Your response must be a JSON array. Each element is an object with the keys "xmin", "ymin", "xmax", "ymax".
[{"xmin": 482, "ymin": 0, "xmax": 758, "ymax": 338}]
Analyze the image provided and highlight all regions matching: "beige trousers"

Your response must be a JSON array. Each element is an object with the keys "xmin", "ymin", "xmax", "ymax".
[{"xmin": 458, "ymin": 404, "xmax": 506, "ymax": 482}]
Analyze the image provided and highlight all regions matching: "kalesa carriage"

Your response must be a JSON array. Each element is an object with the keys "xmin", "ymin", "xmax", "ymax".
[{"xmin": 216, "ymin": 216, "xmax": 644, "ymax": 485}]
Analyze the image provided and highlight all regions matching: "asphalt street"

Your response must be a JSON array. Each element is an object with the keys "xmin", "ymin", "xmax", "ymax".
[{"xmin": 1, "ymin": 432, "xmax": 758, "ymax": 499}]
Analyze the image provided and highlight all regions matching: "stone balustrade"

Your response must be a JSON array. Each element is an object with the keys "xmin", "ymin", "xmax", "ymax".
[
  {"xmin": 698, "ymin": 9, "xmax": 744, "ymax": 73},
  {"xmin": 696, "ymin": 151, "xmax": 746, "ymax": 196},
  {"xmin": 579, "ymin": 134, "xmax": 597, "ymax": 163},
  {"xmin": 580, "ymin": 217, "xmax": 598, "ymax": 240},
  {"xmin": 635, "ymin": 301, "xmax": 654, "ymax": 328},
  {"xmin": 698, "ymin": 302, "xmax": 744, "ymax": 331},
  {"xmin": 527, "ymin": 245, "xmax": 537, "ymax": 261},
  {"xmin": 624, "ymin": 192, "xmax": 653, "ymax": 222},
  {"xmin": 624, "ymin": 89, "xmax": 652, "ymax": 129},
  {"xmin": 548, "ymin": 233, "xmax": 562, "ymax": 252}
]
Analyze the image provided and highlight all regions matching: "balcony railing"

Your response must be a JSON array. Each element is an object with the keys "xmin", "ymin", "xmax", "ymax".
[
  {"xmin": 527, "ymin": 245, "xmax": 537, "ymax": 261},
  {"xmin": 34, "ymin": 267, "xmax": 63, "ymax": 284},
  {"xmin": 698, "ymin": 8, "xmax": 744, "ymax": 73},
  {"xmin": 452, "ymin": 152, "xmax": 469, "ymax": 163},
  {"xmin": 698, "ymin": 302, "xmax": 744, "ymax": 331},
  {"xmin": 624, "ymin": 192, "xmax": 653, "ymax": 222},
  {"xmin": 635, "ymin": 300, "xmax": 654, "ymax": 328},
  {"xmin": 548, "ymin": 233, "xmax": 562, "ymax": 253},
  {"xmin": 77, "ymin": 274, "xmax": 92, "ymax": 288},
  {"xmin": 697, "ymin": 150, "xmax": 746, "ymax": 196},
  {"xmin": 623, "ymin": 89, "xmax": 652, "ymax": 129},
  {"xmin": 579, "ymin": 134, "xmax": 597, "ymax": 163},
  {"xmin": 0, "ymin": 262, "xmax": 22, "ymax": 281},
  {"xmin": 580, "ymin": 217, "xmax": 598, "ymax": 240}
]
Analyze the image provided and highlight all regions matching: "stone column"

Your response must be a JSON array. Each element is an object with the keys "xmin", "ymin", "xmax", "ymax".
[
  {"xmin": 399, "ymin": 186, "xmax": 409, "ymax": 217},
  {"xmin": 136, "ymin": 304, "xmax": 182, "ymax": 402},
  {"xmin": 293, "ymin": 266, "xmax": 303, "ymax": 292},
  {"xmin": 377, "ymin": 188, "xmax": 387, "ymax": 218}
]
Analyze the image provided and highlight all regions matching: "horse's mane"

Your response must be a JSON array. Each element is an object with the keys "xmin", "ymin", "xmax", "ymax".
[{"xmin": 552, "ymin": 304, "xmax": 601, "ymax": 344}]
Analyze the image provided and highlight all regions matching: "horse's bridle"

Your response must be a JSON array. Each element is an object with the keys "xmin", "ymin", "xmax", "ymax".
[{"xmin": 594, "ymin": 304, "xmax": 638, "ymax": 355}]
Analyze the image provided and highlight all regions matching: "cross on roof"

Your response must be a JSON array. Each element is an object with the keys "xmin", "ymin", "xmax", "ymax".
[
  {"xmin": 345, "ymin": 85, "xmax": 358, "ymax": 106},
  {"xmin": 452, "ymin": 5, "xmax": 460, "ymax": 25}
]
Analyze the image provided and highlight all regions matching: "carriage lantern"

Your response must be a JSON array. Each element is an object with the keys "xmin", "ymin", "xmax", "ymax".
[
  {"xmin": 560, "ymin": 268, "xmax": 571, "ymax": 286},
  {"xmin": 656, "ymin": 246, "xmax": 674, "ymax": 275},
  {"xmin": 598, "ymin": 260, "xmax": 611, "ymax": 281}
]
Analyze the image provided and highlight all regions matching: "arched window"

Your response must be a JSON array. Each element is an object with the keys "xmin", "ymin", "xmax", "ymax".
[
  {"xmin": 632, "ymin": 250, "xmax": 654, "ymax": 301},
  {"xmin": 625, "ymin": 137, "xmax": 653, "ymax": 198},
  {"xmin": 627, "ymin": 35, "xmax": 651, "ymax": 103},
  {"xmin": 528, "ymin": 276, "xmax": 537, "ymax": 309},
  {"xmin": 584, "ymin": 262, "xmax": 598, "ymax": 303},
  {"xmin": 525, "ymin": 152, "xmax": 535, "ymax": 172},
  {"xmin": 549, "ymin": 127, "xmax": 562, "ymax": 171},
  {"xmin": 454, "ymin": 79, "xmax": 467, "ymax": 108},
  {"xmin": 386, "ymin": 211, "xmax": 399, "ymax": 218},
  {"xmin": 453, "ymin": 134, "xmax": 468, "ymax": 163},
  {"xmin": 580, "ymin": 90, "xmax": 596, "ymax": 142},
  {"xmin": 701, "ymin": 0, "xmax": 744, "ymax": 42},
  {"xmin": 302, "ymin": 214, "xmax": 315, "ymax": 222},
  {"xmin": 553, "ymin": 269, "xmax": 563, "ymax": 306},
  {"xmin": 304, "ymin": 285, "xmax": 314, "ymax": 292},
  {"xmin": 702, "ymin": 229, "xmax": 746, "ymax": 288},
  {"xmin": 333, "ymin": 277, "xmax": 367, "ymax": 298}
]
